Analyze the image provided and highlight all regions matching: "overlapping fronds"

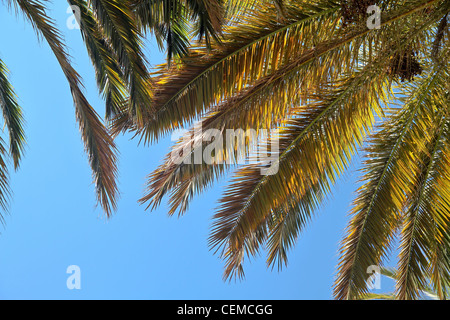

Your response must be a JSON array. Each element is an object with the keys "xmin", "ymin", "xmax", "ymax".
[
  {"xmin": 139, "ymin": 10, "xmax": 350, "ymax": 216},
  {"xmin": 89, "ymin": 0, "xmax": 153, "ymax": 126},
  {"xmin": 6, "ymin": 0, "xmax": 119, "ymax": 216},
  {"xmin": 209, "ymin": 55, "xmax": 389, "ymax": 280},
  {"xmin": 0, "ymin": 137, "xmax": 11, "ymax": 224},
  {"xmin": 396, "ymin": 68, "xmax": 450, "ymax": 300},
  {"xmin": 111, "ymin": 0, "xmax": 343, "ymax": 140},
  {"xmin": 225, "ymin": 0, "xmax": 261, "ymax": 17},
  {"xmin": 13, "ymin": 0, "xmax": 443, "ymax": 298},
  {"xmin": 138, "ymin": 0, "xmax": 449, "ymax": 284},
  {"xmin": 68, "ymin": 0, "xmax": 128, "ymax": 120},
  {"xmin": 131, "ymin": 0, "xmax": 224, "ymax": 61},
  {"xmin": 334, "ymin": 60, "xmax": 450, "ymax": 299},
  {"xmin": 125, "ymin": 0, "xmax": 450, "ymax": 290}
]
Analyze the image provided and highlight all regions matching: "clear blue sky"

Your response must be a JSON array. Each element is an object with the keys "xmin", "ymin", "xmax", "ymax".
[{"xmin": 0, "ymin": 2, "xmax": 394, "ymax": 300}]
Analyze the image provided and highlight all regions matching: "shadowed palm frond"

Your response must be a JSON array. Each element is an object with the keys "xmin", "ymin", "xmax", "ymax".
[
  {"xmin": 89, "ymin": 0, "xmax": 154, "ymax": 127},
  {"xmin": 131, "ymin": 0, "xmax": 224, "ymax": 61},
  {"xmin": 0, "ymin": 136, "xmax": 11, "ymax": 224},
  {"xmin": 0, "ymin": 59, "xmax": 25, "ymax": 170},
  {"xmin": 396, "ymin": 72, "xmax": 450, "ymax": 300},
  {"xmin": 0, "ymin": 61, "xmax": 19, "ymax": 222},
  {"xmin": 6, "ymin": 0, "xmax": 119, "ymax": 216},
  {"xmin": 68, "ymin": 0, "xmax": 128, "ymax": 120}
]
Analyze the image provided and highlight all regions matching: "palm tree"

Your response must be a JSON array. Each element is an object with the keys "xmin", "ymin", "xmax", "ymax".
[
  {"xmin": 0, "ymin": 0, "xmax": 222, "ymax": 219},
  {"xmin": 113, "ymin": 0, "xmax": 450, "ymax": 300}
]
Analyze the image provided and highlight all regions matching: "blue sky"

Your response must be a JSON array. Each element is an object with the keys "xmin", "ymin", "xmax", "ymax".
[{"xmin": 0, "ymin": 2, "xmax": 394, "ymax": 300}]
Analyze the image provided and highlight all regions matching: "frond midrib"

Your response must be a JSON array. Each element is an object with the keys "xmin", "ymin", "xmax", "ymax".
[{"xmin": 154, "ymin": 5, "xmax": 340, "ymax": 115}]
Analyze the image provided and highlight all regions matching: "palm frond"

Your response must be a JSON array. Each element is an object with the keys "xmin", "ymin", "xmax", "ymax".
[
  {"xmin": 209, "ymin": 58, "xmax": 389, "ymax": 280},
  {"xmin": 89, "ymin": 0, "xmax": 153, "ymax": 126},
  {"xmin": 0, "ymin": 136, "xmax": 11, "ymax": 224},
  {"xmin": 360, "ymin": 293, "xmax": 396, "ymax": 300},
  {"xmin": 0, "ymin": 59, "xmax": 25, "ymax": 170},
  {"xmin": 68, "ymin": 0, "xmax": 128, "ymax": 120},
  {"xmin": 334, "ymin": 63, "xmax": 449, "ymax": 299},
  {"xmin": 8, "ymin": 0, "xmax": 119, "ymax": 216},
  {"xmin": 112, "ymin": 1, "xmax": 342, "ymax": 140},
  {"xmin": 185, "ymin": 0, "xmax": 224, "ymax": 44},
  {"xmin": 131, "ymin": 0, "xmax": 192, "ymax": 61},
  {"xmin": 396, "ymin": 72, "xmax": 450, "ymax": 300}
]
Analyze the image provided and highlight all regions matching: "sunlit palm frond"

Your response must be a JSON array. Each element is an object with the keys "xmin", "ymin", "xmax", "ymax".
[
  {"xmin": 138, "ymin": 7, "xmax": 354, "ymax": 216},
  {"xmin": 113, "ymin": 1, "xmax": 342, "ymax": 141},
  {"xmin": 396, "ymin": 70, "xmax": 450, "ymax": 300},
  {"xmin": 334, "ymin": 61, "xmax": 450, "ymax": 299}
]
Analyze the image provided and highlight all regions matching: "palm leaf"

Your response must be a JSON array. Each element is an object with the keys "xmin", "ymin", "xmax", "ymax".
[
  {"xmin": 0, "ymin": 59, "xmax": 25, "ymax": 170},
  {"xmin": 89, "ymin": 0, "xmax": 154, "ymax": 126},
  {"xmin": 334, "ymin": 59, "xmax": 450, "ymax": 299},
  {"xmin": 396, "ymin": 72, "xmax": 450, "ymax": 300},
  {"xmin": 68, "ymin": 0, "xmax": 128, "ymax": 120},
  {"xmin": 7, "ymin": 0, "xmax": 119, "ymax": 216},
  {"xmin": 112, "ymin": 1, "xmax": 342, "ymax": 140}
]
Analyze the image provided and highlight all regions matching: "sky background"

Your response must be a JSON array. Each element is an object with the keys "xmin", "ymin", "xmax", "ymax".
[{"xmin": 0, "ymin": 2, "xmax": 394, "ymax": 300}]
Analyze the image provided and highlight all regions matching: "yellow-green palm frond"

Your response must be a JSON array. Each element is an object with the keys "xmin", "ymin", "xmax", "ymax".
[
  {"xmin": 209, "ymin": 58, "xmax": 390, "ymax": 280},
  {"xmin": 140, "ymin": 0, "xmax": 443, "ymax": 236},
  {"xmin": 224, "ymin": 0, "xmax": 260, "ymax": 17},
  {"xmin": 207, "ymin": 0, "xmax": 447, "ymax": 276},
  {"xmin": 0, "ymin": 59, "xmax": 25, "ymax": 171},
  {"xmin": 130, "ymin": 0, "xmax": 224, "ymax": 62},
  {"xmin": 361, "ymin": 293, "xmax": 397, "ymax": 300},
  {"xmin": 112, "ymin": 0, "xmax": 343, "ymax": 141},
  {"xmin": 395, "ymin": 70, "xmax": 450, "ymax": 300},
  {"xmin": 334, "ymin": 60, "xmax": 450, "ymax": 299},
  {"xmin": 138, "ymin": 7, "xmax": 360, "ymax": 217},
  {"xmin": 396, "ymin": 116, "xmax": 448, "ymax": 300},
  {"xmin": 134, "ymin": 0, "xmax": 449, "ymax": 284},
  {"xmin": 263, "ymin": 174, "xmax": 328, "ymax": 271},
  {"xmin": 7, "ymin": 0, "xmax": 119, "ymax": 216}
]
